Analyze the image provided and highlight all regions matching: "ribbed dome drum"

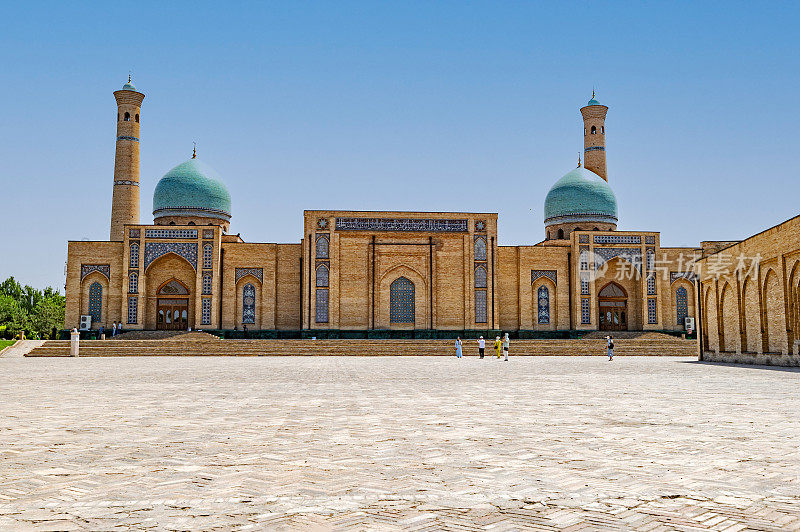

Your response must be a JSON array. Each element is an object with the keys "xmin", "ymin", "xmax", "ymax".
[
  {"xmin": 544, "ymin": 167, "xmax": 618, "ymax": 228},
  {"xmin": 152, "ymin": 159, "xmax": 231, "ymax": 224}
]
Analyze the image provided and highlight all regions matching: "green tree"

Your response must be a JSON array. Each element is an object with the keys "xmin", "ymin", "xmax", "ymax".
[{"xmin": 0, "ymin": 277, "xmax": 66, "ymax": 339}]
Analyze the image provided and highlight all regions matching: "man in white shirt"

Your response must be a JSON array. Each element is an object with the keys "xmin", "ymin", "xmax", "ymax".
[{"xmin": 478, "ymin": 336, "xmax": 485, "ymax": 358}]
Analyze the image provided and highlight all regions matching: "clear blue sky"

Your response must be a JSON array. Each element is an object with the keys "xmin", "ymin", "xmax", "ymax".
[{"xmin": 1, "ymin": 1, "xmax": 798, "ymax": 290}]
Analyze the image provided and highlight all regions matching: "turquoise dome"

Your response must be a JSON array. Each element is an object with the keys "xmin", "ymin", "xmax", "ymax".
[
  {"xmin": 152, "ymin": 159, "xmax": 232, "ymax": 221},
  {"xmin": 587, "ymin": 97, "xmax": 601, "ymax": 106},
  {"xmin": 122, "ymin": 81, "xmax": 137, "ymax": 91},
  {"xmin": 544, "ymin": 167, "xmax": 618, "ymax": 226}
]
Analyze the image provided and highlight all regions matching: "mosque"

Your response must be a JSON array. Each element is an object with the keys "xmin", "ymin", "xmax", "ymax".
[{"xmin": 65, "ymin": 79, "xmax": 706, "ymax": 336}]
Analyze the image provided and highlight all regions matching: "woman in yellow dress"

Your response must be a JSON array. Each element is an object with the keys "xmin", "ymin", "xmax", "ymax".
[{"xmin": 494, "ymin": 336, "xmax": 502, "ymax": 359}]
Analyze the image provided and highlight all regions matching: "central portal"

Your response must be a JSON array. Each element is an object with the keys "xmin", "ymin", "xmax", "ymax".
[
  {"xmin": 156, "ymin": 280, "xmax": 190, "ymax": 331},
  {"xmin": 598, "ymin": 282, "xmax": 628, "ymax": 331}
]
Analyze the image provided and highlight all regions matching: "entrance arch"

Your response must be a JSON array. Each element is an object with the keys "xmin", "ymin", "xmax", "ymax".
[
  {"xmin": 156, "ymin": 279, "xmax": 190, "ymax": 330},
  {"xmin": 598, "ymin": 282, "xmax": 628, "ymax": 331}
]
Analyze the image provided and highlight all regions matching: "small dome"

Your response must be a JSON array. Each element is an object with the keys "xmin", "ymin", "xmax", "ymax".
[
  {"xmin": 122, "ymin": 80, "xmax": 137, "ymax": 91},
  {"xmin": 544, "ymin": 167, "xmax": 618, "ymax": 226},
  {"xmin": 153, "ymin": 159, "xmax": 231, "ymax": 222},
  {"xmin": 587, "ymin": 97, "xmax": 601, "ymax": 106}
]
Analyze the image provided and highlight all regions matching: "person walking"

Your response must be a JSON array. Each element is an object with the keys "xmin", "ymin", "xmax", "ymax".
[
  {"xmin": 455, "ymin": 337, "xmax": 463, "ymax": 358},
  {"xmin": 478, "ymin": 336, "xmax": 485, "ymax": 358},
  {"xmin": 606, "ymin": 335, "xmax": 614, "ymax": 361},
  {"xmin": 112, "ymin": 322, "xmax": 117, "ymax": 337},
  {"xmin": 494, "ymin": 336, "xmax": 502, "ymax": 359},
  {"xmin": 503, "ymin": 333, "xmax": 510, "ymax": 361}
]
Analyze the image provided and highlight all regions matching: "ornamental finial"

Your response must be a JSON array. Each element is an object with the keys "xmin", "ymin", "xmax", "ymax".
[
  {"xmin": 578, "ymin": 153, "xmax": 581, "ymax": 167},
  {"xmin": 192, "ymin": 142, "xmax": 196, "ymax": 159},
  {"xmin": 128, "ymin": 72, "xmax": 132, "ymax": 83},
  {"xmin": 592, "ymin": 89, "xmax": 595, "ymax": 99}
]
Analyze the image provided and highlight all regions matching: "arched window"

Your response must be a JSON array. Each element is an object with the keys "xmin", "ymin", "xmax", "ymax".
[
  {"xmin": 390, "ymin": 277, "xmax": 415, "ymax": 323},
  {"xmin": 316, "ymin": 264, "xmax": 329, "ymax": 287},
  {"xmin": 88, "ymin": 282, "xmax": 102, "ymax": 323},
  {"xmin": 117, "ymin": 113, "xmax": 120, "ymax": 122},
  {"xmin": 124, "ymin": 112, "xmax": 130, "ymax": 121},
  {"xmin": 474, "ymin": 237, "xmax": 487, "ymax": 261},
  {"xmin": 591, "ymin": 125, "xmax": 596, "ymax": 134},
  {"xmin": 202, "ymin": 273, "xmax": 212, "ymax": 294},
  {"xmin": 601, "ymin": 126, "xmax": 604, "ymax": 134},
  {"xmin": 557, "ymin": 228, "xmax": 565, "ymax": 239},
  {"xmin": 316, "ymin": 235, "xmax": 329, "ymax": 259},
  {"xmin": 474, "ymin": 265, "xmax": 487, "ymax": 288},
  {"xmin": 188, "ymin": 221, "xmax": 195, "ymax": 226},
  {"xmin": 242, "ymin": 283, "xmax": 256, "ymax": 324},
  {"xmin": 593, "ymin": 227, "xmax": 599, "ymax": 231},
  {"xmin": 128, "ymin": 272, "xmax": 138, "ymax": 294},
  {"xmin": 129, "ymin": 242, "xmax": 139, "ymax": 268},
  {"xmin": 169, "ymin": 221, "xmax": 176, "ymax": 226},
  {"xmin": 135, "ymin": 114, "xmax": 139, "ymax": 123},
  {"xmin": 575, "ymin": 227, "xmax": 582, "ymax": 231},
  {"xmin": 537, "ymin": 285, "xmax": 550, "ymax": 324},
  {"xmin": 676, "ymin": 286, "xmax": 688, "ymax": 327},
  {"xmin": 203, "ymin": 244, "xmax": 213, "ymax": 269}
]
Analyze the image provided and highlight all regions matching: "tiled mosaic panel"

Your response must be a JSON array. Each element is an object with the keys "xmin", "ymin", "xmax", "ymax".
[
  {"xmin": 648, "ymin": 298, "xmax": 658, "ymax": 324},
  {"xmin": 676, "ymin": 286, "xmax": 688, "ymax": 326},
  {"xmin": 235, "ymin": 268, "xmax": 264, "ymax": 283},
  {"xmin": 646, "ymin": 248, "xmax": 655, "ymax": 271},
  {"xmin": 581, "ymin": 279, "xmax": 590, "ymax": 295},
  {"xmin": 316, "ymin": 235, "xmax": 329, "ymax": 259},
  {"xmin": 88, "ymin": 282, "xmax": 102, "ymax": 323},
  {"xmin": 202, "ymin": 244, "xmax": 213, "ymax": 269},
  {"xmin": 202, "ymin": 229, "xmax": 214, "ymax": 239},
  {"xmin": 474, "ymin": 290, "xmax": 487, "ymax": 323},
  {"xmin": 201, "ymin": 298, "xmax": 212, "ymax": 325},
  {"xmin": 579, "ymin": 247, "xmax": 590, "ymax": 270},
  {"xmin": 531, "ymin": 270, "xmax": 557, "ymax": 284},
  {"xmin": 144, "ymin": 242, "xmax": 198, "ymax": 270},
  {"xmin": 538, "ymin": 285, "xmax": 550, "ymax": 324},
  {"xmin": 128, "ymin": 272, "xmax": 138, "ymax": 294},
  {"xmin": 389, "ymin": 277, "xmax": 415, "ymax": 323},
  {"xmin": 242, "ymin": 283, "xmax": 256, "ymax": 324},
  {"xmin": 647, "ymin": 275, "xmax": 656, "ymax": 295},
  {"xmin": 202, "ymin": 274, "xmax": 213, "ymax": 295},
  {"xmin": 127, "ymin": 296, "xmax": 137, "ymax": 324},
  {"xmin": 316, "ymin": 264, "xmax": 329, "ymax": 287},
  {"xmin": 315, "ymin": 288, "xmax": 329, "ymax": 323},
  {"xmin": 594, "ymin": 248, "xmax": 642, "ymax": 272},
  {"xmin": 474, "ymin": 265, "xmax": 487, "ymax": 288},
  {"xmin": 594, "ymin": 235, "xmax": 641, "ymax": 244},
  {"xmin": 81, "ymin": 264, "xmax": 110, "ymax": 281},
  {"xmin": 645, "ymin": 235, "xmax": 656, "ymax": 244},
  {"xmin": 581, "ymin": 298, "xmax": 591, "ymax": 324},
  {"xmin": 128, "ymin": 228, "xmax": 140, "ymax": 238},
  {"xmin": 474, "ymin": 237, "xmax": 487, "ymax": 261},
  {"xmin": 145, "ymin": 228, "xmax": 198, "ymax": 239},
  {"xmin": 579, "ymin": 234, "xmax": 589, "ymax": 243},
  {"xmin": 671, "ymin": 271, "xmax": 697, "ymax": 283},
  {"xmin": 474, "ymin": 219, "xmax": 486, "ymax": 232},
  {"xmin": 336, "ymin": 217, "xmax": 468, "ymax": 232},
  {"xmin": 129, "ymin": 243, "xmax": 139, "ymax": 268}
]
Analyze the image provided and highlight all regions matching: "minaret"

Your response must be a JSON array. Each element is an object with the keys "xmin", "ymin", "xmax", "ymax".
[
  {"xmin": 580, "ymin": 91, "xmax": 608, "ymax": 181},
  {"xmin": 110, "ymin": 76, "xmax": 145, "ymax": 241}
]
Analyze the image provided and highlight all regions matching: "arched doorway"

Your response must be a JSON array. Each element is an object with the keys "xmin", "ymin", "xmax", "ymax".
[
  {"xmin": 598, "ymin": 282, "xmax": 628, "ymax": 331},
  {"xmin": 156, "ymin": 279, "xmax": 190, "ymax": 330}
]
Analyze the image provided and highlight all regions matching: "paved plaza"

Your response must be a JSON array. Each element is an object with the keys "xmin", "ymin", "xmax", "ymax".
[{"xmin": 1, "ymin": 356, "xmax": 798, "ymax": 531}]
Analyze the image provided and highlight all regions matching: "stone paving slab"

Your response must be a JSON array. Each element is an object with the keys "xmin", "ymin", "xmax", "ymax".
[{"xmin": 0, "ymin": 356, "xmax": 798, "ymax": 530}]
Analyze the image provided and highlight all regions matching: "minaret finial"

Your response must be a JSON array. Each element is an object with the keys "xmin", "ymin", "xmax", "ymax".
[
  {"xmin": 192, "ymin": 142, "xmax": 196, "ymax": 159},
  {"xmin": 592, "ymin": 88, "xmax": 595, "ymax": 99},
  {"xmin": 578, "ymin": 153, "xmax": 581, "ymax": 167},
  {"xmin": 128, "ymin": 71, "xmax": 132, "ymax": 83}
]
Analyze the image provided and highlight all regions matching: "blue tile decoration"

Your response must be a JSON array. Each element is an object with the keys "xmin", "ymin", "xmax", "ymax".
[
  {"xmin": 647, "ymin": 275, "xmax": 656, "ymax": 295},
  {"xmin": 202, "ymin": 273, "xmax": 212, "ymax": 295},
  {"xmin": 235, "ymin": 268, "xmax": 263, "ymax": 283},
  {"xmin": 129, "ymin": 242, "xmax": 139, "ymax": 268},
  {"xmin": 474, "ymin": 237, "xmax": 487, "ymax": 261},
  {"xmin": 201, "ymin": 298, "xmax": 212, "ymax": 325},
  {"xmin": 203, "ymin": 243, "xmax": 213, "ymax": 269},
  {"xmin": 203, "ymin": 229, "xmax": 214, "ymax": 239},
  {"xmin": 144, "ymin": 242, "xmax": 198, "ymax": 270},
  {"xmin": 390, "ymin": 277, "xmax": 415, "ymax": 323},
  {"xmin": 676, "ymin": 286, "xmax": 688, "ymax": 326},
  {"xmin": 474, "ymin": 290, "xmax": 487, "ymax": 323},
  {"xmin": 648, "ymin": 298, "xmax": 657, "ymax": 324},
  {"xmin": 579, "ymin": 246, "xmax": 590, "ymax": 270},
  {"xmin": 116, "ymin": 135, "xmax": 139, "ymax": 142},
  {"xmin": 581, "ymin": 298, "xmax": 591, "ymax": 324},
  {"xmin": 81, "ymin": 264, "xmax": 110, "ymax": 281},
  {"xmin": 581, "ymin": 278, "xmax": 590, "ymax": 295},
  {"xmin": 475, "ymin": 265, "xmax": 487, "ymax": 288},
  {"xmin": 145, "ymin": 228, "xmax": 198, "ymax": 239},
  {"xmin": 127, "ymin": 296, "xmax": 137, "ymax": 324},
  {"xmin": 594, "ymin": 235, "xmax": 641, "ymax": 244},
  {"xmin": 670, "ymin": 271, "xmax": 697, "ymax": 283},
  {"xmin": 316, "ymin": 264, "xmax": 329, "ymax": 288},
  {"xmin": 243, "ymin": 283, "xmax": 256, "ymax": 324},
  {"xmin": 336, "ymin": 217, "xmax": 468, "ymax": 232},
  {"xmin": 537, "ymin": 285, "xmax": 550, "ymax": 324},
  {"xmin": 593, "ymin": 247, "xmax": 642, "ymax": 273},
  {"xmin": 88, "ymin": 282, "xmax": 102, "ymax": 324},
  {"xmin": 645, "ymin": 235, "xmax": 656, "ymax": 245},
  {"xmin": 128, "ymin": 272, "xmax": 138, "ymax": 294},
  {"xmin": 474, "ymin": 219, "xmax": 487, "ymax": 232},
  {"xmin": 129, "ymin": 228, "xmax": 141, "ymax": 238},
  {"xmin": 579, "ymin": 234, "xmax": 589, "ymax": 243},
  {"xmin": 531, "ymin": 270, "xmax": 557, "ymax": 285},
  {"xmin": 316, "ymin": 235, "xmax": 329, "ymax": 259},
  {"xmin": 646, "ymin": 248, "xmax": 655, "ymax": 271},
  {"xmin": 317, "ymin": 218, "xmax": 329, "ymax": 230},
  {"xmin": 315, "ymin": 288, "xmax": 329, "ymax": 323},
  {"xmin": 584, "ymin": 146, "xmax": 605, "ymax": 152},
  {"xmin": 113, "ymin": 180, "xmax": 138, "ymax": 186}
]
